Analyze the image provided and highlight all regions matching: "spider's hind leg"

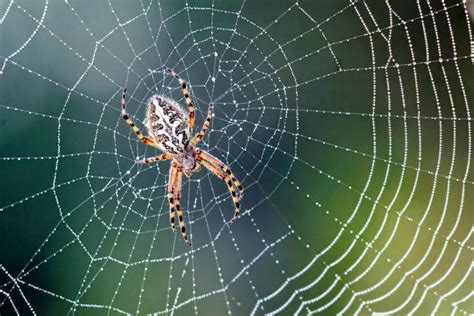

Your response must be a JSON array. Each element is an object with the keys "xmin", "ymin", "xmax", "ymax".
[
  {"xmin": 163, "ymin": 66, "xmax": 195, "ymax": 131},
  {"xmin": 191, "ymin": 103, "xmax": 214, "ymax": 146},
  {"xmin": 121, "ymin": 88, "xmax": 158, "ymax": 148}
]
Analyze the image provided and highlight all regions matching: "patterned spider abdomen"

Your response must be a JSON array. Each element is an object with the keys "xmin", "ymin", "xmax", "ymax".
[{"xmin": 146, "ymin": 95, "xmax": 191, "ymax": 154}]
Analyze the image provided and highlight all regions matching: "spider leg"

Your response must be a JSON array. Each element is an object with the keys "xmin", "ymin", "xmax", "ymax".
[
  {"xmin": 136, "ymin": 153, "xmax": 173, "ymax": 164},
  {"xmin": 222, "ymin": 165, "xmax": 244, "ymax": 200},
  {"xmin": 197, "ymin": 152, "xmax": 242, "ymax": 223},
  {"xmin": 168, "ymin": 162, "xmax": 178, "ymax": 232},
  {"xmin": 191, "ymin": 103, "xmax": 214, "ymax": 147},
  {"xmin": 174, "ymin": 164, "xmax": 192, "ymax": 245},
  {"xmin": 163, "ymin": 66, "xmax": 195, "ymax": 131},
  {"xmin": 198, "ymin": 150, "xmax": 244, "ymax": 199},
  {"xmin": 121, "ymin": 88, "xmax": 158, "ymax": 148}
]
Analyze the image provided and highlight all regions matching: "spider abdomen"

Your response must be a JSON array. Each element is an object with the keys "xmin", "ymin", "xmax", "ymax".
[{"xmin": 146, "ymin": 96, "xmax": 191, "ymax": 154}]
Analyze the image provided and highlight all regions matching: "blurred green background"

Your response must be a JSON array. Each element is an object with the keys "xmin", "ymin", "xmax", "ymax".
[{"xmin": 0, "ymin": 0, "xmax": 472, "ymax": 315}]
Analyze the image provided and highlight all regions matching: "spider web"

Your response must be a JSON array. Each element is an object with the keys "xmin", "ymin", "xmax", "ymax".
[{"xmin": 0, "ymin": 0, "xmax": 473, "ymax": 314}]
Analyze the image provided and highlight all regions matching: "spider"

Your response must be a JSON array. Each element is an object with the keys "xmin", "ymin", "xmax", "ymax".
[{"xmin": 121, "ymin": 66, "xmax": 243, "ymax": 245}]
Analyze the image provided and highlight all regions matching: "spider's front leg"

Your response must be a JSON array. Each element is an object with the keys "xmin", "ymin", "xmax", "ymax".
[
  {"xmin": 199, "ymin": 150, "xmax": 243, "ymax": 199},
  {"xmin": 174, "ymin": 164, "xmax": 192, "ymax": 245},
  {"xmin": 168, "ymin": 162, "xmax": 178, "ymax": 232},
  {"xmin": 196, "ymin": 150, "xmax": 243, "ymax": 223}
]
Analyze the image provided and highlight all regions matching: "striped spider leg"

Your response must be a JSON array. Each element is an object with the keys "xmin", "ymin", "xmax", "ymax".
[
  {"xmin": 168, "ymin": 162, "xmax": 178, "ymax": 233},
  {"xmin": 195, "ymin": 150, "xmax": 244, "ymax": 223},
  {"xmin": 167, "ymin": 161, "xmax": 191, "ymax": 244},
  {"xmin": 173, "ymin": 164, "xmax": 191, "ymax": 244},
  {"xmin": 163, "ymin": 66, "xmax": 196, "ymax": 131},
  {"xmin": 121, "ymin": 88, "xmax": 161, "ymax": 150},
  {"xmin": 191, "ymin": 102, "xmax": 244, "ymax": 222}
]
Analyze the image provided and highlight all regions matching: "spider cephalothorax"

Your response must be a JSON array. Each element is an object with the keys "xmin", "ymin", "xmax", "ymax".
[{"xmin": 121, "ymin": 66, "xmax": 243, "ymax": 245}]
